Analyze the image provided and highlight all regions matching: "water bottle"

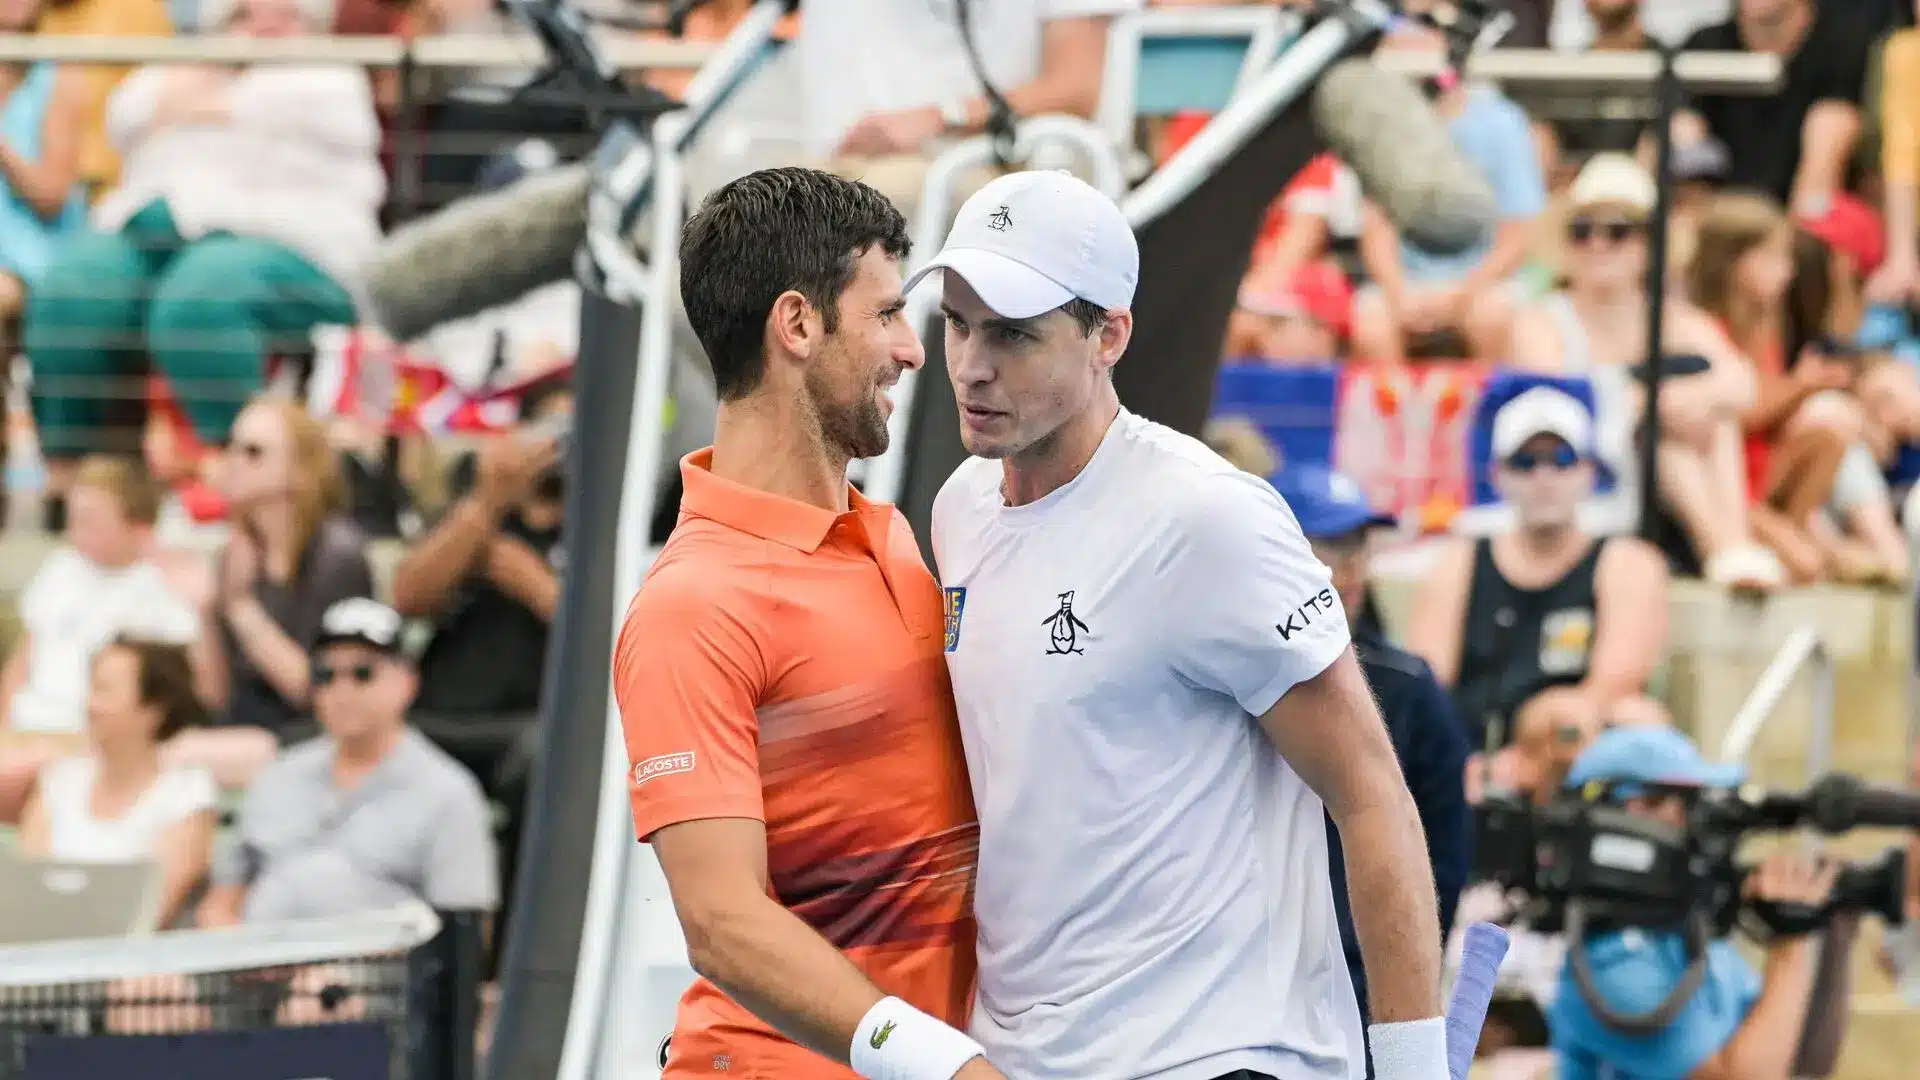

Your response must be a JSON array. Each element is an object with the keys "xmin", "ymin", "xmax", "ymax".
[{"xmin": 5, "ymin": 356, "xmax": 44, "ymax": 533}]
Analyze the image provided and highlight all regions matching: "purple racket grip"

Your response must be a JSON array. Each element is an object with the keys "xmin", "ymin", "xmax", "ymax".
[{"xmin": 1445, "ymin": 922, "xmax": 1511, "ymax": 1080}]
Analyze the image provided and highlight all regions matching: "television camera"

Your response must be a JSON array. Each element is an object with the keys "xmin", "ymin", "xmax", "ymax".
[{"xmin": 1476, "ymin": 772, "xmax": 1916, "ymax": 1031}]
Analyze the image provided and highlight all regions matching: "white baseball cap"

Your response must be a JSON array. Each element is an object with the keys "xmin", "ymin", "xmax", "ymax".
[
  {"xmin": 1491, "ymin": 386, "xmax": 1594, "ymax": 459},
  {"xmin": 903, "ymin": 170, "xmax": 1139, "ymax": 320},
  {"xmin": 1569, "ymin": 153, "xmax": 1656, "ymax": 216}
]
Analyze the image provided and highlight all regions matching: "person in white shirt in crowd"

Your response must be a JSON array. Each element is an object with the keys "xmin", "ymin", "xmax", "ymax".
[
  {"xmin": 19, "ymin": 637, "xmax": 218, "ymax": 930},
  {"xmin": 913, "ymin": 170, "xmax": 1449, "ymax": 1080},
  {"xmin": 792, "ymin": 0, "xmax": 1136, "ymax": 207},
  {"xmin": 0, "ymin": 455, "xmax": 204, "ymax": 824}
]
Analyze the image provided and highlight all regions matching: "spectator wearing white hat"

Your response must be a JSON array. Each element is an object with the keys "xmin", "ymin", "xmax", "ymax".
[
  {"xmin": 1511, "ymin": 154, "xmax": 1783, "ymax": 591},
  {"xmin": 1405, "ymin": 386, "xmax": 1672, "ymax": 762}
]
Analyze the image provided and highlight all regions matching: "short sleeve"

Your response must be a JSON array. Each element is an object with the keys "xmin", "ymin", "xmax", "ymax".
[
  {"xmin": 1166, "ymin": 470, "xmax": 1350, "ymax": 717},
  {"xmin": 1486, "ymin": 96, "xmax": 1549, "ymax": 220},
  {"xmin": 613, "ymin": 568, "xmax": 767, "ymax": 842},
  {"xmin": 155, "ymin": 767, "xmax": 218, "ymax": 825},
  {"xmin": 18, "ymin": 549, "xmax": 73, "ymax": 631},
  {"xmin": 422, "ymin": 777, "xmax": 501, "ymax": 910}
]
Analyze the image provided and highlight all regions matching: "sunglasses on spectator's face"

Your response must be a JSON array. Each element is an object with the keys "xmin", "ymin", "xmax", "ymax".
[
  {"xmin": 1568, "ymin": 217, "xmax": 1641, "ymax": 246},
  {"xmin": 313, "ymin": 662, "xmax": 377, "ymax": 687},
  {"xmin": 1505, "ymin": 445, "xmax": 1581, "ymax": 473}
]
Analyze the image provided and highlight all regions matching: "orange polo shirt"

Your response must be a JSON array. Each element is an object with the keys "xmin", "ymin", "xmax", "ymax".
[{"xmin": 613, "ymin": 449, "xmax": 979, "ymax": 1080}]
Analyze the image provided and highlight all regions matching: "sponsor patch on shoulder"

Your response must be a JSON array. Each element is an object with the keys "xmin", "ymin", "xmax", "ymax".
[{"xmin": 632, "ymin": 751, "xmax": 696, "ymax": 787}]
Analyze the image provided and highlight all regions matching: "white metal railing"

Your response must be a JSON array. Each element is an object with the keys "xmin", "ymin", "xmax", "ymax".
[
  {"xmin": 1717, "ymin": 626, "xmax": 1835, "ymax": 778},
  {"xmin": 0, "ymin": 31, "xmax": 715, "ymax": 68}
]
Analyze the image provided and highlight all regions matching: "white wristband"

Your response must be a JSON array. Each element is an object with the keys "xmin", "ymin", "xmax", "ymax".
[
  {"xmin": 849, "ymin": 996, "xmax": 984, "ymax": 1080},
  {"xmin": 1367, "ymin": 1016, "xmax": 1448, "ymax": 1080}
]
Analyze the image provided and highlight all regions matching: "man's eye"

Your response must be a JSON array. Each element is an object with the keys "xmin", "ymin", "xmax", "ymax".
[{"xmin": 993, "ymin": 327, "xmax": 1027, "ymax": 345}]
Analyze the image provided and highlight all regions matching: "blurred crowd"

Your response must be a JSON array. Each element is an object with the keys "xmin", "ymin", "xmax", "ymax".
[{"xmin": 0, "ymin": 0, "xmax": 1911, "ymax": 1075}]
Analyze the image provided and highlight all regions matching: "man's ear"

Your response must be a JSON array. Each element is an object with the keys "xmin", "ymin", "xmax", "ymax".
[
  {"xmin": 1095, "ymin": 309, "xmax": 1134, "ymax": 373},
  {"xmin": 766, "ymin": 289, "xmax": 823, "ymax": 369}
]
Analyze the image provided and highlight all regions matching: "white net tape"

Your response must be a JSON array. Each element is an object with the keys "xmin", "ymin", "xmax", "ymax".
[{"xmin": 0, "ymin": 902, "xmax": 442, "ymax": 988}]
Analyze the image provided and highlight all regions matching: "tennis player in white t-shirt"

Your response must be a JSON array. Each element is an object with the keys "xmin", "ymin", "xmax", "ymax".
[{"xmin": 903, "ymin": 170, "xmax": 1451, "ymax": 1080}]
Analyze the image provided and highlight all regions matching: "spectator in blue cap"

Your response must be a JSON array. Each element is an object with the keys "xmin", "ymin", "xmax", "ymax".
[
  {"xmin": 1549, "ymin": 725, "xmax": 1846, "ymax": 1080},
  {"xmin": 1269, "ymin": 464, "xmax": 1471, "ymax": 1051}
]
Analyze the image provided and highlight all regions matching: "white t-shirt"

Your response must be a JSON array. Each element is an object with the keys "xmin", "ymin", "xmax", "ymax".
[
  {"xmin": 11, "ymin": 548, "xmax": 200, "ymax": 734},
  {"xmin": 932, "ymin": 409, "xmax": 1365, "ymax": 1080},
  {"xmin": 38, "ymin": 756, "xmax": 217, "ymax": 863},
  {"xmin": 794, "ymin": 0, "xmax": 1141, "ymax": 156}
]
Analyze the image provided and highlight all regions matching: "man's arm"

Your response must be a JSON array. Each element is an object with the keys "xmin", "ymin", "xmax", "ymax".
[
  {"xmin": 1582, "ymin": 537, "xmax": 1670, "ymax": 705},
  {"xmin": 1166, "ymin": 472, "xmax": 1445, "ymax": 1044},
  {"xmin": 1261, "ymin": 652, "xmax": 1444, "ymax": 1024},
  {"xmin": 615, "ymin": 574, "xmax": 997, "ymax": 1079},
  {"xmin": 651, "ymin": 815, "xmax": 904, "ymax": 1061}
]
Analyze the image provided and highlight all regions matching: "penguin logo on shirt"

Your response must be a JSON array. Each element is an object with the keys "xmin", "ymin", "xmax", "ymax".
[{"xmin": 1043, "ymin": 591, "xmax": 1089, "ymax": 655}]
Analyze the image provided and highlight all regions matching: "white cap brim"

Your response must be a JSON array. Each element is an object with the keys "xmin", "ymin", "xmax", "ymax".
[{"xmin": 903, "ymin": 247, "xmax": 1075, "ymax": 320}]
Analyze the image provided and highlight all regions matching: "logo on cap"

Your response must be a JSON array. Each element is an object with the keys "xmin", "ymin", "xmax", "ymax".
[{"xmin": 987, "ymin": 205, "xmax": 1013, "ymax": 232}]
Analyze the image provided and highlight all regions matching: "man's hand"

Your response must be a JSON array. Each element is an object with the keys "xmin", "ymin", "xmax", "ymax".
[
  {"xmin": 1745, "ymin": 849, "xmax": 1839, "ymax": 946},
  {"xmin": 834, "ymin": 106, "xmax": 946, "ymax": 158},
  {"xmin": 475, "ymin": 432, "xmax": 560, "ymax": 513},
  {"xmin": 955, "ymin": 1058, "xmax": 1008, "ymax": 1080}
]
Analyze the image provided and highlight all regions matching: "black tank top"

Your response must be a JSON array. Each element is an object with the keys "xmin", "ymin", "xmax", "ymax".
[{"xmin": 1453, "ymin": 536, "xmax": 1605, "ymax": 753}]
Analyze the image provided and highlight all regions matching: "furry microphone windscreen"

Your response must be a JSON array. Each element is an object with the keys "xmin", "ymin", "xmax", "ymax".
[
  {"xmin": 366, "ymin": 163, "xmax": 596, "ymax": 342},
  {"xmin": 1309, "ymin": 58, "xmax": 1499, "ymax": 257}
]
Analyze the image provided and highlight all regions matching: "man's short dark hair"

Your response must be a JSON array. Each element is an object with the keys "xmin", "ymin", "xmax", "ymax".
[
  {"xmin": 680, "ymin": 168, "xmax": 911, "ymax": 401},
  {"xmin": 1061, "ymin": 298, "xmax": 1109, "ymax": 337}
]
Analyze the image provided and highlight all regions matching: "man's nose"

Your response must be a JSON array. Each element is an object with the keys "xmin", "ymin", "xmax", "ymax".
[{"xmin": 894, "ymin": 322, "xmax": 926, "ymax": 371}]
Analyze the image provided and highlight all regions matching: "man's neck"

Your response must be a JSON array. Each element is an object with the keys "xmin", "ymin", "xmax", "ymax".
[
  {"xmin": 334, "ymin": 725, "xmax": 403, "ymax": 783},
  {"xmin": 1001, "ymin": 388, "xmax": 1121, "ymax": 508},
  {"xmin": 709, "ymin": 394, "xmax": 850, "ymax": 514},
  {"xmin": 1741, "ymin": 1, "xmax": 1813, "ymax": 56}
]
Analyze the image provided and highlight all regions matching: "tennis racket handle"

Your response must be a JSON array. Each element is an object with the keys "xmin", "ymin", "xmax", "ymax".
[{"xmin": 1445, "ymin": 922, "xmax": 1511, "ymax": 1080}]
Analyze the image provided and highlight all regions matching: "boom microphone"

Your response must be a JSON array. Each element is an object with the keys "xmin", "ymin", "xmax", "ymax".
[
  {"xmin": 1803, "ymin": 773, "xmax": 1920, "ymax": 833},
  {"xmin": 1308, "ymin": 58, "xmax": 1498, "ymax": 256},
  {"xmin": 365, "ymin": 163, "xmax": 596, "ymax": 342}
]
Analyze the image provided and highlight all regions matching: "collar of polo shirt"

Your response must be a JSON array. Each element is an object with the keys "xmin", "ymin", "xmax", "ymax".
[{"xmin": 678, "ymin": 448, "xmax": 891, "ymax": 554}]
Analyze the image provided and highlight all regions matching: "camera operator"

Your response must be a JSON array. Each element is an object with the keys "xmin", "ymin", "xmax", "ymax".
[{"xmin": 1549, "ymin": 725, "xmax": 1852, "ymax": 1080}]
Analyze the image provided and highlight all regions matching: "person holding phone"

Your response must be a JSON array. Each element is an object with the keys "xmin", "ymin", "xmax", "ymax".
[{"xmin": 389, "ymin": 374, "xmax": 571, "ymax": 719}]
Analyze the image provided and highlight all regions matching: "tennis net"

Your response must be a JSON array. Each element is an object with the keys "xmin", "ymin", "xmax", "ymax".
[{"xmin": 0, "ymin": 902, "xmax": 478, "ymax": 1080}]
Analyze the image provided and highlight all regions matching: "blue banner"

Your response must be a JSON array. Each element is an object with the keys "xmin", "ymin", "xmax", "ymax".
[{"xmin": 24, "ymin": 1022, "xmax": 391, "ymax": 1080}]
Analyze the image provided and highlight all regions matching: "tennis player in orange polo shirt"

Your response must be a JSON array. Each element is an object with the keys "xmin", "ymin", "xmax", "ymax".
[{"xmin": 613, "ymin": 168, "xmax": 1001, "ymax": 1080}]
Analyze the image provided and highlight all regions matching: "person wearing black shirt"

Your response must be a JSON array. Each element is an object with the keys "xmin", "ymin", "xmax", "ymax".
[
  {"xmin": 1404, "ymin": 387, "xmax": 1671, "ymax": 754},
  {"xmin": 391, "ymin": 377, "xmax": 569, "ymax": 720},
  {"xmin": 1268, "ymin": 464, "xmax": 1471, "ymax": 1064},
  {"xmin": 1679, "ymin": 0, "xmax": 1912, "ymax": 210}
]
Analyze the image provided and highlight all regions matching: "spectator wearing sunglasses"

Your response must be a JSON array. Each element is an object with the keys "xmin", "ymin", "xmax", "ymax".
[
  {"xmin": 194, "ymin": 397, "xmax": 373, "ymax": 765},
  {"xmin": 1406, "ymin": 387, "xmax": 1671, "ymax": 759},
  {"xmin": 199, "ymin": 597, "xmax": 497, "ymax": 928},
  {"xmin": 1512, "ymin": 155, "xmax": 1783, "ymax": 591}
]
